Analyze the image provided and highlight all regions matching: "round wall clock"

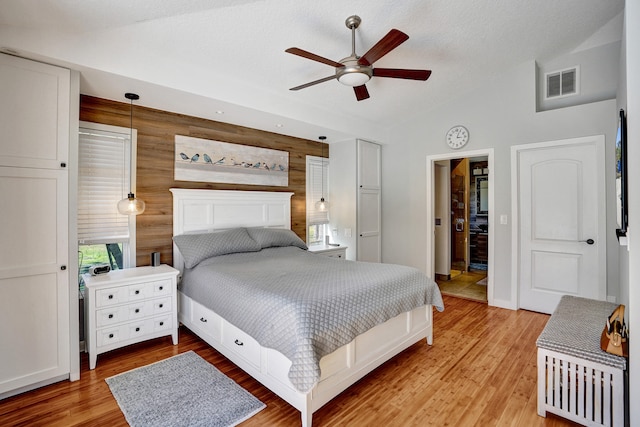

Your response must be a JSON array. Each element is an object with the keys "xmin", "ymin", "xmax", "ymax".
[{"xmin": 446, "ymin": 125, "xmax": 469, "ymax": 149}]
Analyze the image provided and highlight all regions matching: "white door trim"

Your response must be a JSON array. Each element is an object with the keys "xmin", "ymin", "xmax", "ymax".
[
  {"xmin": 426, "ymin": 148, "xmax": 495, "ymax": 306},
  {"xmin": 510, "ymin": 135, "xmax": 607, "ymax": 310}
]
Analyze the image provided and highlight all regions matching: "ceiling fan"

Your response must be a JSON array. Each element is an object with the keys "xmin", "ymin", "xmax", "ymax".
[{"xmin": 285, "ymin": 15, "xmax": 432, "ymax": 101}]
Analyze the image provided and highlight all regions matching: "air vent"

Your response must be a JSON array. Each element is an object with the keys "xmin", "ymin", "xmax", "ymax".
[{"xmin": 545, "ymin": 67, "xmax": 579, "ymax": 99}]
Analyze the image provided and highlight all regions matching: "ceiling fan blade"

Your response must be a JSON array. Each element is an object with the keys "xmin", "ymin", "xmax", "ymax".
[
  {"xmin": 358, "ymin": 29, "xmax": 409, "ymax": 66},
  {"xmin": 289, "ymin": 75, "xmax": 337, "ymax": 91},
  {"xmin": 373, "ymin": 68, "xmax": 432, "ymax": 80},
  {"xmin": 285, "ymin": 48, "xmax": 344, "ymax": 68},
  {"xmin": 353, "ymin": 85, "xmax": 370, "ymax": 101}
]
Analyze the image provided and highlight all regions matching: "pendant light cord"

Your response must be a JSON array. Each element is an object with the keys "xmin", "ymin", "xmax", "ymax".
[
  {"xmin": 124, "ymin": 93, "xmax": 139, "ymax": 198},
  {"xmin": 319, "ymin": 136, "xmax": 327, "ymax": 200},
  {"xmin": 129, "ymin": 96, "xmax": 133, "ymax": 196}
]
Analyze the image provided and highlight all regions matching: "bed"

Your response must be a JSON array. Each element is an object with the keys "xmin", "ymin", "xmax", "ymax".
[{"xmin": 171, "ymin": 189, "xmax": 444, "ymax": 427}]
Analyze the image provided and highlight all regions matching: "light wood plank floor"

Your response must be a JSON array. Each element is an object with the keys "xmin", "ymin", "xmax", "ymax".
[{"xmin": 0, "ymin": 296, "xmax": 579, "ymax": 426}]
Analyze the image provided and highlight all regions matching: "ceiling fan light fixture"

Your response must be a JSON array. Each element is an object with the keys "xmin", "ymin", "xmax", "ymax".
[
  {"xmin": 337, "ymin": 71, "xmax": 371, "ymax": 87},
  {"xmin": 336, "ymin": 59, "xmax": 372, "ymax": 87}
]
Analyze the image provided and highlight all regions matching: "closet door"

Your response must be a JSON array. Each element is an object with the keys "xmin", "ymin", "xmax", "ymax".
[
  {"xmin": 0, "ymin": 53, "xmax": 71, "ymax": 398},
  {"xmin": 0, "ymin": 54, "xmax": 70, "ymax": 170},
  {"xmin": 357, "ymin": 140, "xmax": 381, "ymax": 262}
]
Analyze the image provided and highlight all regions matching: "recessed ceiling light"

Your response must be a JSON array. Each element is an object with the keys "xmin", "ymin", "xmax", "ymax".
[
  {"xmin": 275, "ymin": 124, "xmax": 284, "ymax": 128},
  {"xmin": 215, "ymin": 110, "xmax": 224, "ymax": 115}
]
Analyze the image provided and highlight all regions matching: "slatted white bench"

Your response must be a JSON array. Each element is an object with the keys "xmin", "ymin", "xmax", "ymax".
[{"xmin": 536, "ymin": 296, "xmax": 627, "ymax": 427}]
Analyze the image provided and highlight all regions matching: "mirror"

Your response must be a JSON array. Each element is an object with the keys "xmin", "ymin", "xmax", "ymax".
[{"xmin": 476, "ymin": 176, "xmax": 488, "ymax": 215}]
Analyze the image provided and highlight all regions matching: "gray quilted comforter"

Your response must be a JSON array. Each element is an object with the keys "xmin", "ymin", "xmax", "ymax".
[{"xmin": 180, "ymin": 246, "xmax": 444, "ymax": 393}]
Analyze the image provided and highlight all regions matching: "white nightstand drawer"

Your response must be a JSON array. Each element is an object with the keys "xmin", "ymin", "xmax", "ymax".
[
  {"xmin": 308, "ymin": 245, "xmax": 347, "ymax": 260},
  {"xmin": 96, "ymin": 287, "xmax": 128, "ymax": 307},
  {"xmin": 222, "ymin": 320, "xmax": 261, "ymax": 368},
  {"xmin": 127, "ymin": 282, "xmax": 150, "ymax": 301},
  {"xmin": 96, "ymin": 306, "xmax": 127, "ymax": 328},
  {"xmin": 96, "ymin": 326, "xmax": 124, "ymax": 347},
  {"xmin": 151, "ymin": 279, "xmax": 172, "ymax": 296},
  {"xmin": 152, "ymin": 297, "xmax": 171, "ymax": 314},
  {"xmin": 153, "ymin": 316, "xmax": 172, "ymax": 332},
  {"xmin": 96, "ymin": 300, "xmax": 152, "ymax": 327},
  {"xmin": 126, "ymin": 319, "xmax": 152, "ymax": 339},
  {"xmin": 126, "ymin": 300, "xmax": 151, "ymax": 320}
]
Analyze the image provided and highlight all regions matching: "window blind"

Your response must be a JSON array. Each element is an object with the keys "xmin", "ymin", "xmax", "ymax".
[
  {"xmin": 78, "ymin": 129, "xmax": 131, "ymax": 244},
  {"xmin": 307, "ymin": 156, "xmax": 329, "ymax": 225}
]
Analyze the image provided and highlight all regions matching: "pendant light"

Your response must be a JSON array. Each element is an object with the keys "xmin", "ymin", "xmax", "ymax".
[
  {"xmin": 117, "ymin": 93, "xmax": 146, "ymax": 215},
  {"xmin": 315, "ymin": 136, "xmax": 329, "ymax": 212}
]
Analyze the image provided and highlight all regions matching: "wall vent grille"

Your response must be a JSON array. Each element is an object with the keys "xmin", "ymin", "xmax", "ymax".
[{"xmin": 545, "ymin": 67, "xmax": 579, "ymax": 99}]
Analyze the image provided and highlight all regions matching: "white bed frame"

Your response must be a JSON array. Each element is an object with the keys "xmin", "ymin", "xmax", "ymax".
[{"xmin": 171, "ymin": 189, "xmax": 434, "ymax": 427}]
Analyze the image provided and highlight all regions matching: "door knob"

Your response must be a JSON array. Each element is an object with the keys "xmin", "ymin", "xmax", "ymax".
[{"xmin": 582, "ymin": 239, "xmax": 595, "ymax": 245}]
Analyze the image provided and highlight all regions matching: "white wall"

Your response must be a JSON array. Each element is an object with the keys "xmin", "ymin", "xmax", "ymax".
[
  {"xmin": 537, "ymin": 41, "xmax": 621, "ymax": 111},
  {"xmin": 381, "ymin": 57, "xmax": 619, "ymax": 307}
]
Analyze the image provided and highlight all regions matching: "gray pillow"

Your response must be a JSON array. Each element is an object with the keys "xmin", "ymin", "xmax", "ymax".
[
  {"xmin": 173, "ymin": 228, "xmax": 261, "ymax": 268},
  {"xmin": 247, "ymin": 227, "xmax": 308, "ymax": 250}
]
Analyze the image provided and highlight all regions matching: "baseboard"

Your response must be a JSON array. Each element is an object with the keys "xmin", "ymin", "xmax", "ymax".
[{"xmin": 490, "ymin": 297, "xmax": 517, "ymax": 310}]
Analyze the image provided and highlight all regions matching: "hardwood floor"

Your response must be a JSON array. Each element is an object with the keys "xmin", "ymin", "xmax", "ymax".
[{"xmin": 0, "ymin": 296, "xmax": 579, "ymax": 426}]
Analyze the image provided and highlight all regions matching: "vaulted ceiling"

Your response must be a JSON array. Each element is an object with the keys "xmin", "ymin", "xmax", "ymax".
[{"xmin": 0, "ymin": 0, "xmax": 625, "ymax": 142}]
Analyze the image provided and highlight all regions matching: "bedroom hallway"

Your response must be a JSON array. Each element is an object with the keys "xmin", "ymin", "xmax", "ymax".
[{"xmin": 0, "ymin": 296, "xmax": 579, "ymax": 427}]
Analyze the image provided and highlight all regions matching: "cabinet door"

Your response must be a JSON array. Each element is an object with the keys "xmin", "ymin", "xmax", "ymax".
[
  {"xmin": 357, "ymin": 140, "xmax": 381, "ymax": 189},
  {"xmin": 0, "ymin": 167, "xmax": 69, "ymax": 396},
  {"xmin": 0, "ymin": 53, "xmax": 70, "ymax": 169},
  {"xmin": 357, "ymin": 188, "xmax": 381, "ymax": 262},
  {"xmin": 357, "ymin": 140, "xmax": 381, "ymax": 262}
]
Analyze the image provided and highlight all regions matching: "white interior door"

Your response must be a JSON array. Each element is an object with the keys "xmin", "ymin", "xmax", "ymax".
[{"xmin": 515, "ymin": 135, "xmax": 606, "ymax": 313}]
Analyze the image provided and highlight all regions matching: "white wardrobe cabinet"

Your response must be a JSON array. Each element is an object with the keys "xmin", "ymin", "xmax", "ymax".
[
  {"xmin": 330, "ymin": 139, "xmax": 381, "ymax": 262},
  {"xmin": 0, "ymin": 53, "xmax": 79, "ymax": 399}
]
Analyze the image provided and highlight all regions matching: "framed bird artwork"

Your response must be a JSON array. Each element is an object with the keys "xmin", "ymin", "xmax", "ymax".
[{"xmin": 174, "ymin": 135, "xmax": 289, "ymax": 186}]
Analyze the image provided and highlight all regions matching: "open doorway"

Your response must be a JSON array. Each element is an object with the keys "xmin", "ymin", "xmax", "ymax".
[{"xmin": 426, "ymin": 149, "xmax": 494, "ymax": 305}]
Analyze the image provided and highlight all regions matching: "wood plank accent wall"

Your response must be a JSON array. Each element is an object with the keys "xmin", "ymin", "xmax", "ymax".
[{"xmin": 79, "ymin": 95, "xmax": 327, "ymax": 267}]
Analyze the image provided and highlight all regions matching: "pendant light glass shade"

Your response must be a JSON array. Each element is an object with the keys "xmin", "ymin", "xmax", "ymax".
[
  {"xmin": 118, "ymin": 192, "xmax": 146, "ymax": 215},
  {"xmin": 315, "ymin": 197, "xmax": 329, "ymax": 212},
  {"xmin": 118, "ymin": 92, "xmax": 145, "ymax": 215}
]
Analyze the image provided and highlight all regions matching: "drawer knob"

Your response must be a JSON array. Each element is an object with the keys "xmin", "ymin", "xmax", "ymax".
[
  {"xmin": 159, "ymin": 286, "xmax": 163, "ymax": 291},
  {"xmin": 109, "ymin": 333, "xmax": 114, "ymax": 339},
  {"xmin": 159, "ymin": 321, "xmax": 164, "ymax": 326},
  {"xmin": 135, "ymin": 327, "xmax": 140, "ymax": 332},
  {"xmin": 159, "ymin": 303, "xmax": 164, "ymax": 308},
  {"xmin": 135, "ymin": 308, "xmax": 140, "ymax": 313},
  {"xmin": 234, "ymin": 339, "xmax": 244, "ymax": 346},
  {"xmin": 200, "ymin": 317, "xmax": 207, "ymax": 323},
  {"xmin": 108, "ymin": 314, "xmax": 114, "ymax": 319},
  {"xmin": 108, "ymin": 294, "xmax": 114, "ymax": 299},
  {"xmin": 135, "ymin": 290, "xmax": 140, "ymax": 295}
]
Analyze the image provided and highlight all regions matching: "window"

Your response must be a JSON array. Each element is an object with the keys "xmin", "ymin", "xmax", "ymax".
[
  {"xmin": 78, "ymin": 122, "xmax": 137, "ymax": 286},
  {"xmin": 306, "ymin": 155, "xmax": 330, "ymax": 245}
]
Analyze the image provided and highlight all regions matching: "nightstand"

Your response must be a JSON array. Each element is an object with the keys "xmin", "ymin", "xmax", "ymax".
[
  {"xmin": 309, "ymin": 244, "xmax": 347, "ymax": 259},
  {"xmin": 83, "ymin": 265, "xmax": 179, "ymax": 369}
]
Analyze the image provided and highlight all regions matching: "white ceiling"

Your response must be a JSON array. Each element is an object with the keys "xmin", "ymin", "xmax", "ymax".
[{"xmin": 0, "ymin": 0, "xmax": 625, "ymax": 143}]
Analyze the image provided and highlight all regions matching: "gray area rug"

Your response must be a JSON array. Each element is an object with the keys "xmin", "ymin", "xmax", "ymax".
[{"xmin": 106, "ymin": 351, "xmax": 265, "ymax": 427}]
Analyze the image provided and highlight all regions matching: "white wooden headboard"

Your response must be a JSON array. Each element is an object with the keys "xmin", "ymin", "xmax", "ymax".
[{"xmin": 170, "ymin": 189, "xmax": 294, "ymax": 273}]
